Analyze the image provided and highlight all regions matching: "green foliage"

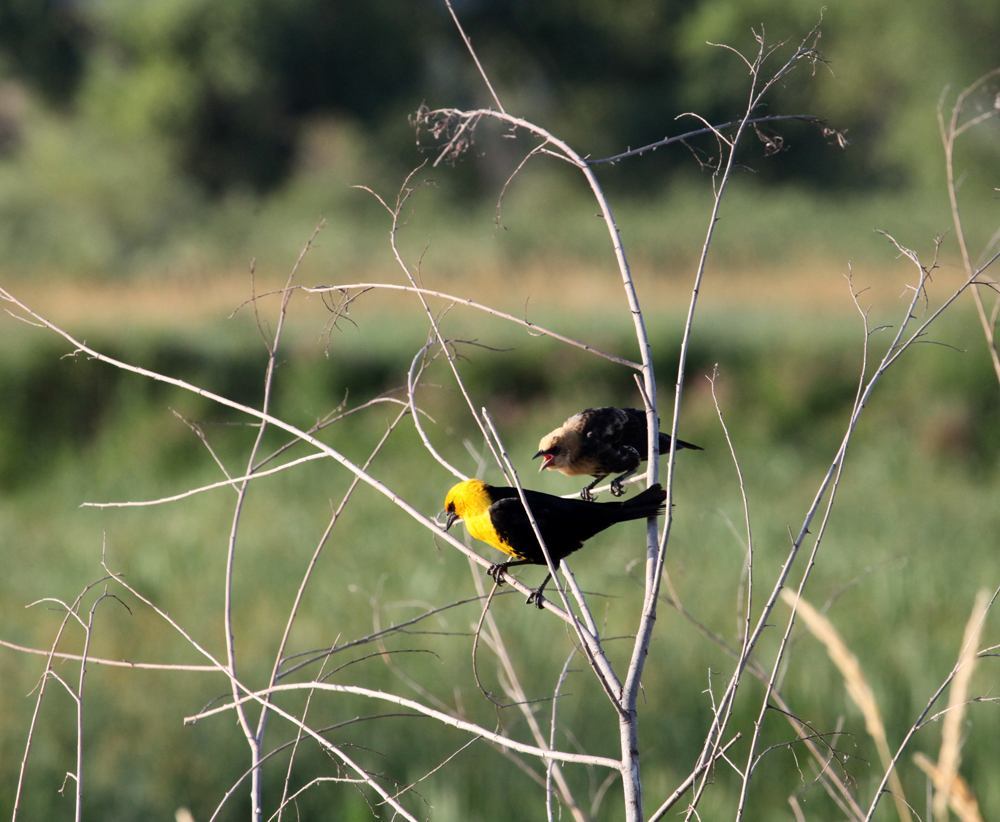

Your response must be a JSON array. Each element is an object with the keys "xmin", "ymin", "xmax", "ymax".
[
  {"xmin": 0, "ymin": 0, "xmax": 997, "ymax": 273},
  {"xmin": 0, "ymin": 0, "xmax": 86, "ymax": 104},
  {"xmin": 676, "ymin": 0, "xmax": 1000, "ymax": 190},
  {"xmin": 83, "ymin": 0, "xmax": 437, "ymax": 194},
  {"xmin": 0, "ymin": 97, "xmax": 200, "ymax": 272}
]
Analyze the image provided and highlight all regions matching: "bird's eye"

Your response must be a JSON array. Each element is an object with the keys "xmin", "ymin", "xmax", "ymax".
[
  {"xmin": 446, "ymin": 502, "xmax": 455, "ymax": 513},
  {"xmin": 549, "ymin": 446, "xmax": 562, "ymax": 456}
]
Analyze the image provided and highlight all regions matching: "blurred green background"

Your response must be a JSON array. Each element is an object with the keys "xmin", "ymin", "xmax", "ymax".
[
  {"xmin": 0, "ymin": 0, "xmax": 998, "ymax": 276},
  {"xmin": 1, "ymin": 1, "xmax": 999, "ymax": 820}
]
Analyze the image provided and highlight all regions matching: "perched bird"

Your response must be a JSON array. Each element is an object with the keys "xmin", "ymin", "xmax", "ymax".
[
  {"xmin": 443, "ymin": 478, "xmax": 666, "ymax": 607},
  {"xmin": 534, "ymin": 407, "xmax": 703, "ymax": 501}
]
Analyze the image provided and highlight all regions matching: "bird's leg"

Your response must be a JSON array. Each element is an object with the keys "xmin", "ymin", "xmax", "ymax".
[
  {"xmin": 526, "ymin": 573, "xmax": 553, "ymax": 609},
  {"xmin": 488, "ymin": 559, "xmax": 530, "ymax": 587},
  {"xmin": 487, "ymin": 562, "xmax": 510, "ymax": 586},
  {"xmin": 609, "ymin": 446, "xmax": 642, "ymax": 496},
  {"xmin": 610, "ymin": 468, "xmax": 636, "ymax": 497},
  {"xmin": 579, "ymin": 476, "xmax": 603, "ymax": 502}
]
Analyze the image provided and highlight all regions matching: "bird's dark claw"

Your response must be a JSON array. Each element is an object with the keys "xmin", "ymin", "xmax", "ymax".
[
  {"xmin": 579, "ymin": 477, "xmax": 602, "ymax": 502},
  {"xmin": 526, "ymin": 590, "xmax": 545, "ymax": 609},
  {"xmin": 610, "ymin": 479, "xmax": 627, "ymax": 497},
  {"xmin": 487, "ymin": 563, "xmax": 509, "ymax": 586}
]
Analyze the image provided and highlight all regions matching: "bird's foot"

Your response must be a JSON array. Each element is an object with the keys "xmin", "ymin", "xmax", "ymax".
[
  {"xmin": 487, "ymin": 563, "xmax": 509, "ymax": 586},
  {"xmin": 610, "ymin": 479, "xmax": 627, "ymax": 497},
  {"xmin": 579, "ymin": 487, "xmax": 597, "ymax": 502},
  {"xmin": 526, "ymin": 589, "xmax": 546, "ymax": 609}
]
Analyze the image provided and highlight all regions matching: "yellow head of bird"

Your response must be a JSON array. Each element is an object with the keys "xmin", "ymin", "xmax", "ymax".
[{"xmin": 443, "ymin": 479, "xmax": 492, "ymax": 530}]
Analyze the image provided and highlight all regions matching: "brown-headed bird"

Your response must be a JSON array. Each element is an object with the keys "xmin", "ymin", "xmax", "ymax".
[
  {"xmin": 534, "ymin": 406, "xmax": 703, "ymax": 501},
  {"xmin": 444, "ymin": 478, "xmax": 666, "ymax": 607}
]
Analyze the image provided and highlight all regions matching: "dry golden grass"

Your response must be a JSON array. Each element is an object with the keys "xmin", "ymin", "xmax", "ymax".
[
  {"xmin": 3, "ymin": 250, "xmax": 965, "ymax": 336},
  {"xmin": 780, "ymin": 588, "xmax": 911, "ymax": 822},
  {"xmin": 931, "ymin": 588, "xmax": 990, "ymax": 822},
  {"xmin": 914, "ymin": 753, "xmax": 984, "ymax": 822},
  {"xmin": 781, "ymin": 588, "xmax": 992, "ymax": 822}
]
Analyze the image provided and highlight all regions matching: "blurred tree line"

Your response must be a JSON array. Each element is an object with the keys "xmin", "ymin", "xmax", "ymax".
[{"xmin": 0, "ymin": 0, "xmax": 997, "ymax": 271}]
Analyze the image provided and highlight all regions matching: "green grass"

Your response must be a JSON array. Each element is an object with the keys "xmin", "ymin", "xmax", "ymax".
[{"xmin": 1, "ymin": 280, "xmax": 998, "ymax": 820}]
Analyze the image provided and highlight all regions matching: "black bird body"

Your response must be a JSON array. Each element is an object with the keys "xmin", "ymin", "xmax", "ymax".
[
  {"xmin": 535, "ymin": 406, "xmax": 703, "ymax": 500},
  {"xmin": 444, "ymin": 478, "xmax": 666, "ymax": 605}
]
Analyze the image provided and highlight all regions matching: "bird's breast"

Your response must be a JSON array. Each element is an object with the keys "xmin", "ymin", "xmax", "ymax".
[
  {"xmin": 558, "ymin": 456, "xmax": 604, "ymax": 477},
  {"xmin": 464, "ymin": 509, "xmax": 521, "ymax": 558}
]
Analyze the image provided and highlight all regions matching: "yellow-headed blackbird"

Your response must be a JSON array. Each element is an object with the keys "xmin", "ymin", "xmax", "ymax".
[
  {"xmin": 534, "ymin": 406, "xmax": 703, "ymax": 501},
  {"xmin": 444, "ymin": 478, "xmax": 666, "ymax": 606}
]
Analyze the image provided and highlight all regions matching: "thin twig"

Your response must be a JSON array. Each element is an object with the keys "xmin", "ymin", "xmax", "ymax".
[
  {"xmin": 587, "ymin": 114, "xmax": 825, "ymax": 165},
  {"xmin": 302, "ymin": 282, "xmax": 640, "ymax": 369},
  {"xmin": 443, "ymin": 0, "xmax": 505, "ymax": 113},
  {"xmin": 938, "ymin": 68, "xmax": 1000, "ymax": 386}
]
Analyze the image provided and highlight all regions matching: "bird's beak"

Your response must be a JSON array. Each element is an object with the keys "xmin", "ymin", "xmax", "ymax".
[
  {"xmin": 445, "ymin": 512, "xmax": 458, "ymax": 531},
  {"xmin": 533, "ymin": 450, "xmax": 553, "ymax": 472}
]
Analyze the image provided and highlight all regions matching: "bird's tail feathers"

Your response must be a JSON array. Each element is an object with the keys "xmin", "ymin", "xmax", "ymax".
[
  {"xmin": 620, "ymin": 483, "xmax": 667, "ymax": 518},
  {"xmin": 657, "ymin": 433, "xmax": 704, "ymax": 452}
]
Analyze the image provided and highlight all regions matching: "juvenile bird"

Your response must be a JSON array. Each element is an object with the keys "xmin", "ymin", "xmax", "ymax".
[
  {"xmin": 443, "ymin": 478, "xmax": 666, "ymax": 607},
  {"xmin": 534, "ymin": 407, "xmax": 703, "ymax": 501}
]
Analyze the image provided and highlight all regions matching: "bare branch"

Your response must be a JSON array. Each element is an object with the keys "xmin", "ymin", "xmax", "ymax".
[
  {"xmin": 187, "ymin": 681, "xmax": 622, "ymax": 770},
  {"xmin": 443, "ymin": 0, "xmax": 505, "ymax": 113}
]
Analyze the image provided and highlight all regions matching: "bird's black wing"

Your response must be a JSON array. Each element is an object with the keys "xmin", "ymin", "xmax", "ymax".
[
  {"xmin": 577, "ymin": 407, "xmax": 638, "ymax": 474},
  {"xmin": 575, "ymin": 407, "xmax": 628, "ymax": 440},
  {"xmin": 621, "ymin": 407, "xmax": 704, "ymax": 454},
  {"xmin": 487, "ymin": 485, "xmax": 666, "ymax": 566},
  {"xmin": 489, "ymin": 495, "xmax": 581, "ymax": 565}
]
